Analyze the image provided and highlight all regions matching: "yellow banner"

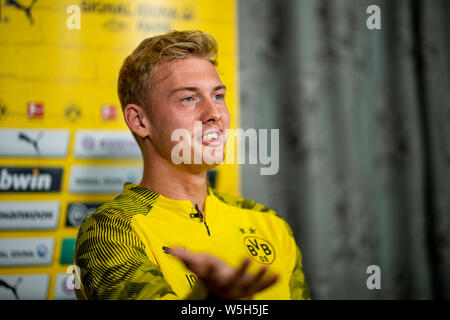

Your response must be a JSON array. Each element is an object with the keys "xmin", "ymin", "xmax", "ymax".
[{"xmin": 0, "ymin": 0, "xmax": 238, "ymax": 300}]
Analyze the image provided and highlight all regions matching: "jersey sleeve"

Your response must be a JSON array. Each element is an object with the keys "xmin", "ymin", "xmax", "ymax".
[
  {"xmin": 74, "ymin": 209, "xmax": 203, "ymax": 300},
  {"xmin": 282, "ymin": 220, "xmax": 311, "ymax": 300},
  {"xmin": 288, "ymin": 242, "xmax": 311, "ymax": 299},
  {"xmin": 209, "ymin": 187, "xmax": 311, "ymax": 299}
]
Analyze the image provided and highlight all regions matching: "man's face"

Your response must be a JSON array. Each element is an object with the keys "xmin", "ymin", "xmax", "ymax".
[{"xmin": 146, "ymin": 56, "xmax": 230, "ymax": 172}]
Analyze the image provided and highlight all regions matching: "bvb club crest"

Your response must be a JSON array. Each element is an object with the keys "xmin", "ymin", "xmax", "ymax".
[{"xmin": 243, "ymin": 236, "xmax": 275, "ymax": 264}]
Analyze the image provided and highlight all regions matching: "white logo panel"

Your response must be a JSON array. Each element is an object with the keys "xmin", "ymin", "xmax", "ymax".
[
  {"xmin": 74, "ymin": 130, "xmax": 141, "ymax": 158},
  {"xmin": 0, "ymin": 238, "xmax": 54, "ymax": 266},
  {"xmin": 69, "ymin": 165, "xmax": 142, "ymax": 194},
  {"xmin": 0, "ymin": 274, "xmax": 49, "ymax": 300},
  {"xmin": 0, "ymin": 129, "xmax": 69, "ymax": 157},
  {"xmin": 0, "ymin": 201, "xmax": 60, "ymax": 230},
  {"xmin": 53, "ymin": 273, "xmax": 77, "ymax": 300}
]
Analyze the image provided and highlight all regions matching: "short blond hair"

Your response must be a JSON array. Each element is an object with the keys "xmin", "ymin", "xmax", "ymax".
[{"xmin": 118, "ymin": 30, "xmax": 218, "ymax": 111}]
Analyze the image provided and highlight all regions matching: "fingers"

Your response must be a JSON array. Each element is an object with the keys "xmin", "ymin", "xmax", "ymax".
[
  {"xmin": 240, "ymin": 265, "xmax": 277, "ymax": 296},
  {"xmin": 229, "ymin": 258, "xmax": 251, "ymax": 284},
  {"xmin": 223, "ymin": 261, "xmax": 278, "ymax": 299},
  {"xmin": 219, "ymin": 258, "xmax": 250, "ymax": 294},
  {"xmin": 170, "ymin": 248, "xmax": 279, "ymax": 299},
  {"xmin": 251, "ymin": 273, "xmax": 278, "ymax": 293},
  {"xmin": 169, "ymin": 247, "xmax": 222, "ymax": 279},
  {"xmin": 248, "ymin": 265, "xmax": 269, "ymax": 289},
  {"xmin": 169, "ymin": 247, "xmax": 193, "ymax": 267},
  {"xmin": 253, "ymin": 265, "xmax": 269, "ymax": 281}
]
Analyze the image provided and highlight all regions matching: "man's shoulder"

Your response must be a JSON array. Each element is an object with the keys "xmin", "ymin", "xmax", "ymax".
[
  {"xmin": 210, "ymin": 188, "xmax": 279, "ymax": 216},
  {"xmin": 80, "ymin": 186, "xmax": 155, "ymax": 229},
  {"xmin": 210, "ymin": 188, "xmax": 294, "ymax": 237}
]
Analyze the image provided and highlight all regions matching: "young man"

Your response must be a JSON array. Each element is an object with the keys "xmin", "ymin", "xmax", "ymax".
[{"xmin": 74, "ymin": 30, "xmax": 310, "ymax": 300}]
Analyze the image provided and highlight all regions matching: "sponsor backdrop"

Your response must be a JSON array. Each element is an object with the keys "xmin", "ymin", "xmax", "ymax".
[{"xmin": 0, "ymin": 0, "xmax": 239, "ymax": 299}]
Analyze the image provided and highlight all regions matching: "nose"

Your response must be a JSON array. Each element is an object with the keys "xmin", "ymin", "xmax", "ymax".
[{"xmin": 200, "ymin": 97, "xmax": 221, "ymax": 123}]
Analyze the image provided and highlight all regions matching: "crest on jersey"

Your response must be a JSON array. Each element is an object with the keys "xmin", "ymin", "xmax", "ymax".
[{"xmin": 243, "ymin": 236, "xmax": 275, "ymax": 264}]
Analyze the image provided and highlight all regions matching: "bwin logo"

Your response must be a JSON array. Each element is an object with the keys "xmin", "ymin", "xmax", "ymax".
[{"xmin": 0, "ymin": 168, "xmax": 52, "ymax": 191}]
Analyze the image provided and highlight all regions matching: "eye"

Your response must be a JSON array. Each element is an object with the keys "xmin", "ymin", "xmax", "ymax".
[
  {"xmin": 213, "ymin": 94, "xmax": 224, "ymax": 101},
  {"xmin": 181, "ymin": 96, "xmax": 194, "ymax": 102}
]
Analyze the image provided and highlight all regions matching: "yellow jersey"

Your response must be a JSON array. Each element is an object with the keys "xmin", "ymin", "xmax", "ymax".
[{"xmin": 74, "ymin": 183, "xmax": 310, "ymax": 300}]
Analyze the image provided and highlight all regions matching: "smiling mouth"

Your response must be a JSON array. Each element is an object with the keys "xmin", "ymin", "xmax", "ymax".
[{"xmin": 200, "ymin": 130, "xmax": 223, "ymax": 147}]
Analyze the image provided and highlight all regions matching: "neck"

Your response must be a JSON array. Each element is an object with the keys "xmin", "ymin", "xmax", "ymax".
[{"xmin": 139, "ymin": 149, "xmax": 209, "ymax": 212}]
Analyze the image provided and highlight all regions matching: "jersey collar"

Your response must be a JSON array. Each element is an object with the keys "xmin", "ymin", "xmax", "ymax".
[{"xmin": 123, "ymin": 183, "xmax": 219, "ymax": 222}]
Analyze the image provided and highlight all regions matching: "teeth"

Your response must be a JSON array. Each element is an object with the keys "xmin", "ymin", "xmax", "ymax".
[{"xmin": 204, "ymin": 132, "xmax": 218, "ymax": 141}]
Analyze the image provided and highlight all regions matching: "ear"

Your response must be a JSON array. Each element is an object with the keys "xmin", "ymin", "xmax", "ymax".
[{"xmin": 123, "ymin": 104, "xmax": 151, "ymax": 139}]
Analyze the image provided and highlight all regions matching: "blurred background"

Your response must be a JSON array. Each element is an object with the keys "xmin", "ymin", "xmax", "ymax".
[
  {"xmin": 0, "ymin": 0, "xmax": 449, "ymax": 299},
  {"xmin": 239, "ymin": 0, "xmax": 450, "ymax": 299}
]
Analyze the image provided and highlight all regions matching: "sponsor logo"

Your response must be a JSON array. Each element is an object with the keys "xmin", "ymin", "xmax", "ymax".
[
  {"xmin": 60, "ymin": 238, "xmax": 76, "ymax": 265},
  {"xmin": 0, "ymin": 277, "xmax": 22, "ymax": 299},
  {"xmin": 64, "ymin": 104, "xmax": 81, "ymax": 122},
  {"xmin": 18, "ymin": 131, "xmax": 42, "ymax": 155},
  {"xmin": 182, "ymin": 6, "xmax": 194, "ymax": 20},
  {"xmin": 81, "ymin": 135, "xmax": 95, "ymax": 151},
  {"xmin": 101, "ymin": 104, "xmax": 117, "ymax": 121},
  {"xmin": 102, "ymin": 18, "xmax": 127, "ymax": 32},
  {"xmin": 27, "ymin": 102, "xmax": 44, "ymax": 118},
  {"xmin": 0, "ymin": 167, "xmax": 63, "ymax": 192},
  {"xmin": 61, "ymin": 275, "xmax": 74, "ymax": 295},
  {"xmin": 80, "ymin": 2, "xmax": 180, "ymax": 19},
  {"xmin": 36, "ymin": 243, "xmax": 49, "ymax": 259},
  {"xmin": 0, "ymin": 100, "xmax": 7, "ymax": 120},
  {"xmin": 3, "ymin": 0, "xmax": 38, "ymax": 25},
  {"xmin": 53, "ymin": 273, "xmax": 76, "ymax": 299},
  {"xmin": 0, "ymin": 275, "xmax": 49, "ymax": 300},
  {"xmin": 0, "ymin": 238, "xmax": 54, "ymax": 266},
  {"xmin": 66, "ymin": 202, "xmax": 100, "ymax": 227},
  {"xmin": 0, "ymin": 129, "xmax": 70, "ymax": 157},
  {"xmin": 243, "ymin": 236, "xmax": 275, "ymax": 265},
  {"xmin": 1, "ymin": 129, "xmax": 69, "ymax": 157},
  {"xmin": 74, "ymin": 130, "xmax": 141, "ymax": 158},
  {"xmin": 69, "ymin": 165, "xmax": 142, "ymax": 194},
  {"xmin": 81, "ymin": 1, "xmax": 131, "ymax": 15},
  {"xmin": 0, "ymin": 201, "xmax": 59, "ymax": 230}
]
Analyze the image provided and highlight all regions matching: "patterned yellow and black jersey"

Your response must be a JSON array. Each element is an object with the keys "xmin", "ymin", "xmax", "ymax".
[{"xmin": 74, "ymin": 183, "xmax": 310, "ymax": 300}]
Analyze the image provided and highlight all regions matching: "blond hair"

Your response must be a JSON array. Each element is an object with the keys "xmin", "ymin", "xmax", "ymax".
[{"xmin": 118, "ymin": 30, "xmax": 218, "ymax": 111}]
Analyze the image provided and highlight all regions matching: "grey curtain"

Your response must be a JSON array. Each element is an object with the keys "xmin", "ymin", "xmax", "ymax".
[{"xmin": 238, "ymin": 0, "xmax": 450, "ymax": 299}]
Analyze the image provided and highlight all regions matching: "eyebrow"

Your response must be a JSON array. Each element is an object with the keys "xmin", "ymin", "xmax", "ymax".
[{"xmin": 169, "ymin": 85, "xmax": 226, "ymax": 97}]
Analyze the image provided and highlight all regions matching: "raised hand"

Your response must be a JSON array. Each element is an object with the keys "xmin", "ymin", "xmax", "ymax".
[{"xmin": 169, "ymin": 247, "xmax": 278, "ymax": 300}]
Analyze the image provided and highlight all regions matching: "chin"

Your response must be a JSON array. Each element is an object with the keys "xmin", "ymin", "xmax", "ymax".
[
  {"xmin": 181, "ymin": 161, "xmax": 221, "ymax": 175},
  {"xmin": 203, "ymin": 148, "xmax": 225, "ymax": 163},
  {"xmin": 181, "ymin": 149, "xmax": 224, "ymax": 173}
]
